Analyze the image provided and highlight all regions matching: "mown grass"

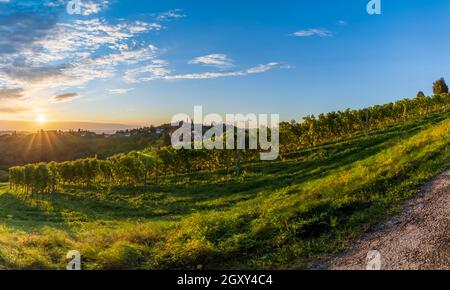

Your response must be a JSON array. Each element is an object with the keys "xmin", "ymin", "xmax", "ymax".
[{"xmin": 1, "ymin": 111, "xmax": 450, "ymax": 269}]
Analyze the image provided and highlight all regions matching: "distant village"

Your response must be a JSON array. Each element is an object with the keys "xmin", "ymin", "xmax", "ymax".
[{"xmin": 0, "ymin": 125, "xmax": 172, "ymax": 138}]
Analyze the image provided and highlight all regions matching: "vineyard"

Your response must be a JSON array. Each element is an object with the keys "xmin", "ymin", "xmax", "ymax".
[
  {"xmin": 2, "ymin": 109, "xmax": 450, "ymax": 269},
  {"xmin": 3, "ymin": 88, "xmax": 450, "ymax": 269},
  {"xmin": 9, "ymin": 92, "xmax": 450, "ymax": 197}
]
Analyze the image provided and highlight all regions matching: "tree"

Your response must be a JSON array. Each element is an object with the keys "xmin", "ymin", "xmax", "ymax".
[
  {"xmin": 433, "ymin": 78, "xmax": 449, "ymax": 95},
  {"xmin": 416, "ymin": 91, "xmax": 426, "ymax": 99}
]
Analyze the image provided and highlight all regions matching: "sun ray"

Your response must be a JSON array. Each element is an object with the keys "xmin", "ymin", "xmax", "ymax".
[
  {"xmin": 42, "ymin": 131, "xmax": 55, "ymax": 160},
  {"xmin": 48, "ymin": 131, "xmax": 65, "ymax": 158},
  {"xmin": 23, "ymin": 133, "xmax": 37, "ymax": 160}
]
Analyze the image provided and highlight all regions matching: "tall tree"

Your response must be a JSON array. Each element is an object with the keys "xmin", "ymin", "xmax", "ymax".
[{"xmin": 433, "ymin": 78, "xmax": 449, "ymax": 95}]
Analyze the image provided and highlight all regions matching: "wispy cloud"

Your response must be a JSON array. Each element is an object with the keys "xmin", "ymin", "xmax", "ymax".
[
  {"xmin": 189, "ymin": 54, "xmax": 234, "ymax": 69},
  {"xmin": 124, "ymin": 59, "xmax": 172, "ymax": 83},
  {"xmin": 292, "ymin": 28, "xmax": 332, "ymax": 37},
  {"xmin": 51, "ymin": 93, "xmax": 80, "ymax": 103},
  {"xmin": 0, "ymin": 107, "xmax": 29, "ymax": 114},
  {"xmin": 0, "ymin": 8, "xmax": 163, "ymax": 100},
  {"xmin": 44, "ymin": 0, "xmax": 109, "ymax": 15},
  {"xmin": 246, "ymin": 62, "xmax": 290, "ymax": 74},
  {"xmin": 337, "ymin": 20, "xmax": 348, "ymax": 26},
  {"xmin": 0, "ymin": 87, "xmax": 26, "ymax": 100},
  {"xmin": 161, "ymin": 62, "xmax": 290, "ymax": 81},
  {"xmin": 109, "ymin": 88, "xmax": 134, "ymax": 95},
  {"xmin": 0, "ymin": 2, "xmax": 288, "ymax": 111},
  {"xmin": 157, "ymin": 9, "xmax": 185, "ymax": 21},
  {"xmin": 80, "ymin": 0, "xmax": 110, "ymax": 16}
]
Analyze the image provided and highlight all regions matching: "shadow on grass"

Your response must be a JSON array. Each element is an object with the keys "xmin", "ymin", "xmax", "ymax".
[{"xmin": 0, "ymin": 192, "xmax": 74, "ymax": 235}]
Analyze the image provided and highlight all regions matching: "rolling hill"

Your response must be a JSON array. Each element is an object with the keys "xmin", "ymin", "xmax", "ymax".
[{"xmin": 1, "ymin": 109, "xmax": 450, "ymax": 269}]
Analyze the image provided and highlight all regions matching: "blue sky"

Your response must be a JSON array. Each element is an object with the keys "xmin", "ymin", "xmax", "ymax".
[{"xmin": 1, "ymin": 0, "xmax": 450, "ymax": 126}]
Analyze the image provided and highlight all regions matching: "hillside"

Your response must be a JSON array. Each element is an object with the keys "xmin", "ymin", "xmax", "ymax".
[
  {"xmin": 1, "ymin": 110, "xmax": 450, "ymax": 269},
  {"xmin": 0, "ymin": 128, "xmax": 172, "ymax": 182}
]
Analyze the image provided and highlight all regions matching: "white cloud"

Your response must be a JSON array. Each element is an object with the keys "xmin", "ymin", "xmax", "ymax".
[
  {"xmin": 292, "ymin": 28, "xmax": 332, "ymax": 37},
  {"xmin": 189, "ymin": 54, "xmax": 234, "ymax": 69},
  {"xmin": 0, "ymin": 4, "xmax": 190, "ymax": 111},
  {"xmin": 337, "ymin": 20, "xmax": 348, "ymax": 26},
  {"xmin": 0, "ymin": 16, "xmax": 163, "ymax": 99},
  {"xmin": 246, "ymin": 62, "xmax": 289, "ymax": 74},
  {"xmin": 130, "ymin": 62, "xmax": 290, "ymax": 81},
  {"xmin": 163, "ymin": 71, "xmax": 244, "ymax": 80},
  {"xmin": 24, "ymin": 18, "xmax": 162, "ymax": 64},
  {"xmin": 124, "ymin": 60, "xmax": 172, "ymax": 83},
  {"xmin": 157, "ymin": 9, "xmax": 185, "ymax": 21},
  {"xmin": 0, "ymin": 5, "xmax": 289, "ymax": 109},
  {"xmin": 81, "ymin": 0, "xmax": 109, "ymax": 16},
  {"xmin": 109, "ymin": 88, "xmax": 134, "ymax": 95},
  {"xmin": 43, "ymin": 0, "xmax": 109, "ymax": 15},
  {"xmin": 124, "ymin": 60, "xmax": 291, "ymax": 83}
]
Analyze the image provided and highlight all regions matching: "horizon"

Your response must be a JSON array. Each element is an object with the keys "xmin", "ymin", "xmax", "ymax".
[
  {"xmin": 1, "ymin": 0, "xmax": 450, "ymax": 129},
  {"xmin": 0, "ymin": 87, "xmax": 446, "ymax": 132}
]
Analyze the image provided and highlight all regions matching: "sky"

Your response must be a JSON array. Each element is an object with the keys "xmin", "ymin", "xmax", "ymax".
[{"xmin": 0, "ymin": 0, "xmax": 450, "ymax": 129}]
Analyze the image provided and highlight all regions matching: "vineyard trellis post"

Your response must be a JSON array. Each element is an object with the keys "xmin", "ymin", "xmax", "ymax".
[
  {"xmin": 236, "ymin": 149, "xmax": 241, "ymax": 175},
  {"xmin": 365, "ymin": 109, "xmax": 370, "ymax": 136}
]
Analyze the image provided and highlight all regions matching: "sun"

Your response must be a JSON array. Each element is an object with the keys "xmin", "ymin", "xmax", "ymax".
[{"xmin": 35, "ymin": 116, "xmax": 47, "ymax": 124}]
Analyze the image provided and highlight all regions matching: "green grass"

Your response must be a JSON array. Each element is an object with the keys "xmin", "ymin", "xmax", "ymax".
[{"xmin": 2, "ymin": 111, "xmax": 450, "ymax": 269}]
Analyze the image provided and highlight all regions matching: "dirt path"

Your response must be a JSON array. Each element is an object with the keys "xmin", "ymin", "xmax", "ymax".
[{"xmin": 312, "ymin": 170, "xmax": 450, "ymax": 270}]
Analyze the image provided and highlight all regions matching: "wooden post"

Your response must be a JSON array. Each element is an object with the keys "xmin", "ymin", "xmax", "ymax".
[
  {"xmin": 144, "ymin": 158, "xmax": 149, "ymax": 189},
  {"xmin": 236, "ymin": 149, "xmax": 241, "ymax": 175},
  {"xmin": 365, "ymin": 109, "xmax": 369, "ymax": 136}
]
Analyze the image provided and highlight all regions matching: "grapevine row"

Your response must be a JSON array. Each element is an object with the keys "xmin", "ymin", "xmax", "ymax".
[{"xmin": 9, "ymin": 148, "xmax": 255, "ymax": 194}]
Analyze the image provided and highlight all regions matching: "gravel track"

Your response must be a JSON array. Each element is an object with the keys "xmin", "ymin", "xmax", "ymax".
[{"xmin": 312, "ymin": 170, "xmax": 450, "ymax": 270}]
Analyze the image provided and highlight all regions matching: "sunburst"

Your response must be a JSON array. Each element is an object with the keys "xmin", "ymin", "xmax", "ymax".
[{"xmin": 35, "ymin": 116, "xmax": 47, "ymax": 124}]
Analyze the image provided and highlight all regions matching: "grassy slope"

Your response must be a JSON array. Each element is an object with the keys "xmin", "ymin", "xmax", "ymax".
[{"xmin": 1, "ymin": 111, "xmax": 450, "ymax": 269}]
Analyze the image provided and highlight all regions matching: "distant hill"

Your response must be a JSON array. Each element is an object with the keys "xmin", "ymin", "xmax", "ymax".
[
  {"xmin": 0, "ymin": 126, "xmax": 173, "ymax": 181},
  {"xmin": 0, "ymin": 120, "xmax": 139, "ymax": 134}
]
